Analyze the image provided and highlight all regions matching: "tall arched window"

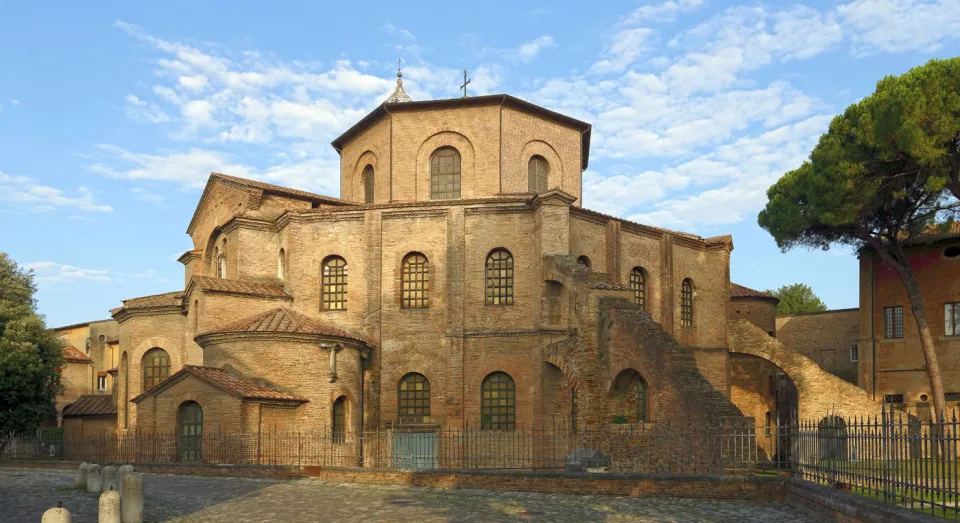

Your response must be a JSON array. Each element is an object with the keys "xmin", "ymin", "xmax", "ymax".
[
  {"xmin": 401, "ymin": 253, "xmax": 429, "ymax": 309},
  {"xmin": 629, "ymin": 267, "xmax": 646, "ymax": 310},
  {"xmin": 178, "ymin": 401, "xmax": 203, "ymax": 462},
  {"xmin": 430, "ymin": 147, "xmax": 461, "ymax": 200},
  {"xmin": 398, "ymin": 373, "xmax": 431, "ymax": 423},
  {"xmin": 485, "ymin": 249, "xmax": 514, "ymax": 306},
  {"xmin": 142, "ymin": 348, "xmax": 170, "ymax": 391},
  {"xmin": 121, "ymin": 352, "xmax": 129, "ymax": 428},
  {"xmin": 277, "ymin": 249, "xmax": 286, "ymax": 282},
  {"xmin": 362, "ymin": 165, "xmax": 375, "ymax": 203},
  {"xmin": 635, "ymin": 376, "xmax": 648, "ymax": 423},
  {"xmin": 528, "ymin": 155, "xmax": 548, "ymax": 193},
  {"xmin": 610, "ymin": 369, "xmax": 648, "ymax": 423},
  {"xmin": 321, "ymin": 256, "xmax": 348, "ymax": 311},
  {"xmin": 577, "ymin": 255, "xmax": 591, "ymax": 269},
  {"xmin": 332, "ymin": 396, "xmax": 347, "ymax": 442},
  {"xmin": 481, "ymin": 372, "xmax": 516, "ymax": 430},
  {"xmin": 213, "ymin": 247, "xmax": 221, "ymax": 277},
  {"xmin": 193, "ymin": 300, "xmax": 199, "ymax": 333},
  {"xmin": 681, "ymin": 278, "xmax": 694, "ymax": 327}
]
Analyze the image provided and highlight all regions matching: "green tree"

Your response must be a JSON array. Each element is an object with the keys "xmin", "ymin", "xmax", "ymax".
[
  {"xmin": 0, "ymin": 253, "xmax": 63, "ymax": 452},
  {"xmin": 766, "ymin": 283, "xmax": 828, "ymax": 316},
  {"xmin": 759, "ymin": 58, "xmax": 960, "ymax": 418}
]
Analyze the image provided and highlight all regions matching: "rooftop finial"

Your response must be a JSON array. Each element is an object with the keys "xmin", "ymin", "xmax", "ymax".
[
  {"xmin": 385, "ymin": 57, "xmax": 413, "ymax": 103},
  {"xmin": 460, "ymin": 68, "xmax": 472, "ymax": 98}
]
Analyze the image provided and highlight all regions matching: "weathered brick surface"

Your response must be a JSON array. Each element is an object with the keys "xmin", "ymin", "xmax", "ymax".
[{"xmin": 777, "ymin": 309, "xmax": 859, "ymax": 384}]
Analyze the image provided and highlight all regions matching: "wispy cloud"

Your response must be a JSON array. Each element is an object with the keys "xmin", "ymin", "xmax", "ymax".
[
  {"xmin": 837, "ymin": 0, "xmax": 960, "ymax": 55},
  {"xmin": 26, "ymin": 261, "xmax": 112, "ymax": 283},
  {"xmin": 512, "ymin": 36, "xmax": 556, "ymax": 63},
  {"xmin": 0, "ymin": 171, "xmax": 114, "ymax": 213}
]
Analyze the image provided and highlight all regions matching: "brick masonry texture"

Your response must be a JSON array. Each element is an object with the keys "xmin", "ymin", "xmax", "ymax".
[{"xmin": 777, "ymin": 309, "xmax": 859, "ymax": 384}]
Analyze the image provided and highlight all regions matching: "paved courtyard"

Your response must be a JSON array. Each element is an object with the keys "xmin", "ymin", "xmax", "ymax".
[{"xmin": 0, "ymin": 467, "xmax": 814, "ymax": 522}]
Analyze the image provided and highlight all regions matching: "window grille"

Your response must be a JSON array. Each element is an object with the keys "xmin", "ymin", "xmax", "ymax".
[
  {"xmin": 398, "ymin": 373, "xmax": 430, "ymax": 423},
  {"xmin": 401, "ymin": 253, "xmax": 429, "ymax": 309},
  {"xmin": 629, "ymin": 267, "xmax": 645, "ymax": 309},
  {"xmin": 430, "ymin": 148, "xmax": 461, "ymax": 200},
  {"xmin": 528, "ymin": 156, "xmax": 548, "ymax": 193},
  {"xmin": 681, "ymin": 279, "xmax": 694, "ymax": 327},
  {"xmin": 322, "ymin": 256, "xmax": 348, "ymax": 310},
  {"xmin": 142, "ymin": 348, "xmax": 170, "ymax": 391},
  {"xmin": 884, "ymin": 306, "xmax": 903, "ymax": 339},
  {"xmin": 481, "ymin": 372, "xmax": 516, "ymax": 430},
  {"xmin": 485, "ymin": 249, "xmax": 514, "ymax": 306}
]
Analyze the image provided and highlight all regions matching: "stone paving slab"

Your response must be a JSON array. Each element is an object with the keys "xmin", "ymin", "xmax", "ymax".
[{"xmin": 0, "ymin": 467, "xmax": 815, "ymax": 522}]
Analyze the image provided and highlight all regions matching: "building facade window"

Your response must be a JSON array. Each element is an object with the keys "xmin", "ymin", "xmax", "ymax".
[
  {"xmin": 398, "ymin": 373, "xmax": 430, "ymax": 423},
  {"xmin": 635, "ymin": 376, "xmax": 648, "ymax": 423},
  {"xmin": 362, "ymin": 165, "xmax": 375, "ymax": 203},
  {"xmin": 883, "ymin": 393, "xmax": 904, "ymax": 404},
  {"xmin": 332, "ymin": 396, "xmax": 347, "ymax": 442},
  {"xmin": 680, "ymin": 279, "xmax": 694, "ymax": 327},
  {"xmin": 884, "ymin": 305, "xmax": 904, "ymax": 339},
  {"xmin": 945, "ymin": 392, "xmax": 960, "ymax": 402},
  {"xmin": 97, "ymin": 375, "xmax": 107, "ymax": 392},
  {"xmin": 485, "ymin": 249, "xmax": 514, "ymax": 306},
  {"xmin": 430, "ymin": 147, "xmax": 461, "ymax": 200},
  {"xmin": 142, "ymin": 348, "xmax": 171, "ymax": 391},
  {"xmin": 321, "ymin": 256, "xmax": 348, "ymax": 311},
  {"xmin": 178, "ymin": 401, "xmax": 203, "ymax": 462},
  {"xmin": 528, "ymin": 155, "xmax": 548, "ymax": 193},
  {"xmin": 401, "ymin": 253, "xmax": 429, "ymax": 309},
  {"xmin": 629, "ymin": 267, "xmax": 646, "ymax": 309},
  {"xmin": 945, "ymin": 302, "xmax": 960, "ymax": 336},
  {"xmin": 277, "ymin": 249, "xmax": 286, "ymax": 282},
  {"xmin": 577, "ymin": 255, "xmax": 591, "ymax": 269},
  {"xmin": 481, "ymin": 372, "xmax": 515, "ymax": 430},
  {"xmin": 850, "ymin": 344, "xmax": 859, "ymax": 362}
]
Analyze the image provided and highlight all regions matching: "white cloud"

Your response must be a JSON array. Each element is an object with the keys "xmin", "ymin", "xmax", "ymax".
[
  {"xmin": 88, "ymin": 145, "xmax": 255, "ymax": 189},
  {"xmin": 837, "ymin": 0, "xmax": 960, "ymax": 55},
  {"xmin": 513, "ymin": 36, "xmax": 556, "ymax": 63},
  {"xmin": 622, "ymin": 0, "xmax": 704, "ymax": 24},
  {"xmin": 134, "ymin": 269, "xmax": 155, "ymax": 279},
  {"xmin": 9, "ymin": 99, "xmax": 19, "ymax": 106},
  {"xmin": 589, "ymin": 28, "xmax": 655, "ymax": 74},
  {"xmin": 0, "ymin": 171, "xmax": 114, "ymax": 213},
  {"xmin": 25, "ymin": 261, "xmax": 112, "ymax": 283},
  {"xmin": 125, "ymin": 94, "xmax": 171, "ymax": 123},
  {"xmin": 382, "ymin": 23, "xmax": 415, "ymax": 40}
]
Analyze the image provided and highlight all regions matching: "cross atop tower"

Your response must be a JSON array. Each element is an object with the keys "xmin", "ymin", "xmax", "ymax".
[
  {"xmin": 397, "ymin": 57, "xmax": 403, "ymax": 77},
  {"xmin": 460, "ymin": 69, "xmax": 471, "ymax": 98}
]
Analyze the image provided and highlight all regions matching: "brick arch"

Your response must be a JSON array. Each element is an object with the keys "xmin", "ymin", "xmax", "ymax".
[
  {"xmin": 728, "ymin": 319, "xmax": 884, "ymax": 420},
  {"xmin": 352, "ymin": 150, "xmax": 379, "ymax": 203},
  {"xmin": 467, "ymin": 359, "xmax": 527, "ymax": 390},
  {"xmin": 542, "ymin": 349, "xmax": 581, "ymax": 390},
  {"xmin": 201, "ymin": 225, "xmax": 225, "ymax": 276},
  {"xmin": 519, "ymin": 139, "xmax": 564, "ymax": 191},
  {"xmin": 130, "ymin": 337, "xmax": 182, "ymax": 398},
  {"xmin": 382, "ymin": 352, "xmax": 446, "ymax": 393},
  {"xmin": 605, "ymin": 367, "xmax": 652, "ymax": 423},
  {"xmin": 415, "ymin": 130, "xmax": 476, "ymax": 200}
]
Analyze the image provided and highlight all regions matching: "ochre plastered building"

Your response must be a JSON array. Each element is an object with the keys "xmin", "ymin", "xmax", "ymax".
[{"xmin": 51, "ymin": 320, "xmax": 120, "ymax": 434}]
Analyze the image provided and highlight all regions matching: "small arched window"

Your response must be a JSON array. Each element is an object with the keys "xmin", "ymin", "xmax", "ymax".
[
  {"xmin": 278, "ymin": 249, "xmax": 286, "ymax": 282},
  {"xmin": 430, "ymin": 147, "xmax": 461, "ymax": 200},
  {"xmin": 398, "ymin": 373, "xmax": 431, "ymax": 423},
  {"xmin": 193, "ymin": 300, "xmax": 199, "ymax": 333},
  {"xmin": 401, "ymin": 253, "xmax": 429, "ymax": 309},
  {"xmin": 321, "ymin": 256, "xmax": 348, "ymax": 311},
  {"xmin": 577, "ymin": 255, "xmax": 591, "ymax": 269},
  {"xmin": 629, "ymin": 267, "xmax": 646, "ymax": 309},
  {"xmin": 121, "ymin": 352, "xmax": 129, "ymax": 428},
  {"xmin": 178, "ymin": 401, "xmax": 203, "ymax": 462},
  {"xmin": 362, "ymin": 165, "xmax": 375, "ymax": 204},
  {"xmin": 332, "ymin": 396, "xmax": 347, "ymax": 442},
  {"xmin": 142, "ymin": 348, "xmax": 170, "ymax": 391},
  {"xmin": 681, "ymin": 278, "xmax": 694, "ymax": 327},
  {"xmin": 528, "ymin": 155, "xmax": 548, "ymax": 193},
  {"xmin": 213, "ymin": 247, "xmax": 220, "ymax": 276},
  {"xmin": 481, "ymin": 372, "xmax": 515, "ymax": 430},
  {"xmin": 635, "ymin": 375, "xmax": 648, "ymax": 423},
  {"xmin": 485, "ymin": 249, "xmax": 514, "ymax": 306}
]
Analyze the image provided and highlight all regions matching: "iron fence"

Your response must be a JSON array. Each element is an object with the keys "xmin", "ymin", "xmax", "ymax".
[{"xmin": 3, "ymin": 409, "xmax": 960, "ymax": 519}]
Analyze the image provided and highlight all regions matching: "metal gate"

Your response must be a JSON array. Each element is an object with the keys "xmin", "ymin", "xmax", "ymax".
[{"xmin": 392, "ymin": 432, "xmax": 436, "ymax": 469}]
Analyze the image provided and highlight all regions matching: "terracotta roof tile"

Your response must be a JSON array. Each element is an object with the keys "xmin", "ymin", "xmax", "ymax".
[
  {"xmin": 62, "ymin": 345, "xmax": 91, "ymax": 363},
  {"xmin": 211, "ymin": 173, "xmax": 350, "ymax": 206},
  {"xmin": 204, "ymin": 307, "xmax": 363, "ymax": 342},
  {"xmin": 121, "ymin": 291, "xmax": 184, "ymax": 309},
  {"xmin": 905, "ymin": 222, "xmax": 960, "ymax": 245},
  {"xmin": 731, "ymin": 283, "xmax": 778, "ymax": 301},
  {"xmin": 586, "ymin": 281, "xmax": 632, "ymax": 291},
  {"xmin": 62, "ymin": 394, "xmax": 116, "ymax": 417},
  {"xmin": 190, "ymin": 276, "xmax": 289, "ymax": 299},
  {"xmin": 132, "ymin": 365, "xmax": 307, "ymax": 403}
]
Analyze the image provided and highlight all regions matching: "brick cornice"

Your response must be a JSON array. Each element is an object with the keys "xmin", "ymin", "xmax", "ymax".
[
  {"xmin": 194, "ymin": 331, "xmax": 370, "ymax": 357},
  {"xmin": 463, "ymin": 328, "xmax": 573, "ymax": 338},
  {"xmin": 112, "ymin": 305, "xmax": 183, "ymax": 323},
  {"xmin": 220, "ymin": 216, "xmax": 275, "ymax": 235}
]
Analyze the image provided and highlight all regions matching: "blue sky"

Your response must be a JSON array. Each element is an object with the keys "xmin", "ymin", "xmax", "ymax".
[{"xmin": 1, "ymin": 0, "xmax": 958, "ymax": 327}]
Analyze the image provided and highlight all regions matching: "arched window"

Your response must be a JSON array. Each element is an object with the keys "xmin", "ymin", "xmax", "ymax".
[
  {"xmin": 321, "ymin": 256, "xmax": 348, "ymax": 311},
  {"xmin": 193, "ymin": 300, "xmax": 199, "ymax": 333},
  {"xmin": 485, "ymin": 249, "xmax": 514, "ymax": 306},
  {"xmin": 121, "ymin": 352, "xmax": 129, "ymax": 428},
  {"xmin": 629, "ymin": 267, "xmax": 646, "ymax": 309},
  {"xmin": 577, "ymin": 255, "xmax": 591, "ymax": 269},
  {"xmin": 401, "ymin": 253, "xmax": 429, "ymax": 309},
  {"xmin": 362, "ymin": 165, "xmax": 375, "ymax": 204},
  {"xmin": 681, "ymin": 278, "xmax": 694, "ymax": 327},
  {"xmin": 635, "ymin": 376, "xmax": 648, "ymax": 423},
  {"xmin": 528, "ymin": 155, "xmax": 548, "ymax": 193},
  {"xmin": 430, "ymin": 147, "xmax": 461, "ymax": 200},
  {"xmin": 398, "ymin": 373, "xmax": 430, "ymax": 423},
  {"xmin": 178, "ymin": 401, "xmax": 203, "ymax": 462},
  {"xmin": 481, "ymin": 372, "xmax": 516, "ymax": 430},
  {"xmin": 142, "ymin": 348, "xmax": 170, "ymax": 391},
  {"xmin": 213, "ymin": 247, "xmax": 221, "ymax": 277},
  {"xmin": 610, "ymin": 369, "xmax": 648, "ymax": 423},
  {"xmin": 332, "ymin": 396, "xmax": 347, "ymax": 442},
  {"xmin": 277, "ymin": 249, "xmax": 286, "ymax": 282}
]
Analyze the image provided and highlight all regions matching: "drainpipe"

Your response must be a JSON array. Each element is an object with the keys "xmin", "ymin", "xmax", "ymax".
[
  {"xmin": 871, "ymin": 254, "xmax": 877, "ymax": 401},
  {"xmin": 359, "ymin": 354, "xmax": 365, "ymax": 466}
]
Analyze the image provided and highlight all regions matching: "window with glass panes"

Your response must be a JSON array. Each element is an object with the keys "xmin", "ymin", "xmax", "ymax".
[
  {"xmin": 485, "ymin": 249, "xmax": 514, "ymax": 305},
  {"xmin": 629, "ymin": 267, "xmax": 645, "ymax": 309},
  {"xmin": 332, "ymin": 396, "xmax": 346, "ymax": 442},
  {"xmin": 681, "ymin": 279, "xmax": 694, "ymax": 327},
  {"xmin": 430, "ymin": 148, "xmax": 461, "ymax": 200},
  {"xmin": 884, "ymin": 306, "xmax": 903, "ymax": 339},
  {"xmin": 179, "ymin": 401, "xmax": 203, "ymax": 462},
  {"xmin": 528, "ymin": 156, "xmax": 548, "ymax": 193},
  {"xmin": 142, "ymin": 348, "xmax": 170, "ymax": 390},
  {"xmin": 850, "ymin": 344, "xmax": 859, "ymax": 362},
  {"xmin": 401, "ymin": 253, "xmax": 429, "ymax": 309},
  {"xmin": 481, "ymin": 372, "xmax": 515, "ymax": 430},
  {"xmin": 945, "ymin": 303, "xmax": 960, "ymax": 336},
  {"xmin": 398, "ymin": 373, "xmax": 430, "ymax": 423},
  {"xmin": 362, "ymin": 165, "xmax": 374, "ymax": 203},
  {"xmin": 322, "ymin": 256, "xmax": 348, "ymax": 310}
]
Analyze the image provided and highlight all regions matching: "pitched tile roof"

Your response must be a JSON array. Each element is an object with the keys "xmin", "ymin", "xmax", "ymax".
[
  {"xmin": 121, "ymin": 291, "xmax": 184, "ymax": 309},
  {"xmin": 203, "ymin": 307, "xmax": 363, "ymax": 342},
  {"xmin": 189, "ymin": 276, "xmax": 290, "ymax": 299},
  {"xmin": 62, "ymin": 394, "xmax": 117, "ymax": 417},
  {"xmin": 211, "ymin": 173, "xmax": 350, "ymax": 206},
  {"xmin": 63, "ymin": 345, "xmax": 91, "ymax": 363},
  {"xmin": 730, "ymin": 283, "xmax": 778, "ymax": 302},
  {"xmin": 132, "ymin": 365, "xmax": 307, "ymax": 403},
  {"xmin": 904, "ymin": 222, "xmax": 960, "ymax": 245}
]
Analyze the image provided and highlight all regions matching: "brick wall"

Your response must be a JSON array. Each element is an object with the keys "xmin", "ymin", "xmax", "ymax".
[
  {"xmin": 777, "ymin": 309, "xmax": 859, "ymax": 384},
  {"xmin": 729, "ymin": 298, "xmax": 777, "ymax": 336}
]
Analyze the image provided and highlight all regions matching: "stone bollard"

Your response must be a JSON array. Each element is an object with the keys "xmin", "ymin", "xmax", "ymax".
[
  {"xmin": 117, "ymin": 465, "xmax": 134, "ymax": 498},
  {"xmin": 99, "ymin": 489, "xmax": 121, "ymax": 523},
  {"xmin": 74, "ymin": 462, "xmax": 90, "ymax": 490},
  {"xmin": 121, "ymin": 473, "xmax": 144, "ymax": 523},
  {"xmin": 103, "ymin": 466, "xmax": 119, "ymax": 492},
  {"xmin": 41, "ymin": 505, "xmax": 71, "ymax": 523},
  {"xmin": 86, "ymin": 464, "xmax": 103, "ymax": 493}
]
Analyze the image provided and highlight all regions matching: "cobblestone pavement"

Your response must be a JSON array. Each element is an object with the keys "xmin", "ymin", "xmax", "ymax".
[{"xmin": 0, "ymin": 467, "xmax": 815, "ymax": 522}]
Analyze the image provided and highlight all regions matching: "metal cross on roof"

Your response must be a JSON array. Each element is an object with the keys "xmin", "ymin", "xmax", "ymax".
[
  {"xmin": 397, "ymin": 57, "xmax": 402, "ymax": 76},
  {"xmin": 460, "ymin": 69, "xmax": 471, "ymax": 98}
]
